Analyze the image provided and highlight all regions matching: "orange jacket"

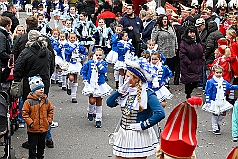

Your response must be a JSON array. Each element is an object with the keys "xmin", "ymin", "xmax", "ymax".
[{"xmin": 22, "ymin": 93, "xmax": 54, "ymax": 133}]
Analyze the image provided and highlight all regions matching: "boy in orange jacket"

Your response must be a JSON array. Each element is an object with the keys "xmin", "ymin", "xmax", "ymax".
[{"xmin": 22, "ymin": 76, "xmax": 54, "ymax": 159}]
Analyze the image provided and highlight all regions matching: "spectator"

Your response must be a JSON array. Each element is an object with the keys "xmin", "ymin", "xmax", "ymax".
[
  {"xmin": 2, "ymin": 3, "xmax": 19, "ymax": 33},
  {"xmin": 85, "ymin": 0, "xmax": 95, "ymax": 21},
  {"xmin": 75, "ymin": 0, "xmax": 86, "ymax": 14},
  {"xmin": 109, "ymin": 12, "xmax": 122, "ymax": 32},
  {"xmin": 0, "ymin": 16, "xmax": 11, "ymax": 68},
  {"xmin": 205, "ymin": 21, "xmax": 223, "ymax": 68},
  {"xmin": 195, "ymin": 18, "xmax": 207, "ymax": 46},
  {"xmin": 96, "ymin": 2, "xmax": 116, "ymax": 27},
  {"xmin": 179, "ymin": 26, "xmax": 205, "ymax": 99},
  {"xmin": 151, "ymin": 14, "xmax": 178, "ymax": 75},
  {"xmin": 119, "ymin": 4, "xmax": 143, "ymax": 57},
  {"xmin": 181, "ymin": 9, "xmax": 194, "ymax": 34},
  {"xmin": 12, "ymin": 24, "xmax": 26, "ymax": 40},
  {"xmin": 141, "ymin": 10, "xmax": 156, "ymax": 50},
  {"xmin": 229, "ymin": 15, "xmax": 238, "ymax": 35}
]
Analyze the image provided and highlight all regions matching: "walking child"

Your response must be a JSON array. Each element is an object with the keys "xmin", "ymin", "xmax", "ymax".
[
  {"xmin": 52, "ymin": 0, "xmax": 63, "ymax": 28},
  {"xmin": 22, "ymin": 76, "xmax": 54, "ymax": 159},
  {"xmin": 81, "ymin": 48, "xmax": 113, "ymax": 128},
  {"xmin": 114, "ymin": 31, "xmax": 135, "ymax": 87},
  {"xmin": 59, "ymin": 32, "xmax": 67, "ymax": 91},
  {"xmin": 148, "ymin": 52, "xmax": 173, "ymax": 107},
  {"xmin": 202, "ymin": 65, "xmax": 238, "ymax": 135}
]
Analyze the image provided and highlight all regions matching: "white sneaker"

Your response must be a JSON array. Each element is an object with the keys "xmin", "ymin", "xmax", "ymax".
[
  {"xmin": 51, "ymin": 121, "xmax": 58, "ymax": 128},
  {"xmin": 19, "ymin": 123, "xmax": 25, "ymax": 128}
]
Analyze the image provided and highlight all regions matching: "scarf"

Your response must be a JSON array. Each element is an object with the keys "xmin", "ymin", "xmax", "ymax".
[
  {"xmin": 213, "ymin": 75, "xmax": 225, "ymax": 106},
  {"xmin": 117, "ymin": 83, "xmax": 148, "ymax": 110},
  {"xmin": 101, "ymin": 25, "xmax": 107, "ymax": 38},
  {"xmin": 152, "ymin": 63, "xmax": 162, "ymax": 88},
  {"xmin": 90, "ymin": 60, "xmax": 100, "ymax": 88},
  {"xmin": 81, "ymin": 21, "xmax": 88, "ymax": 37}
]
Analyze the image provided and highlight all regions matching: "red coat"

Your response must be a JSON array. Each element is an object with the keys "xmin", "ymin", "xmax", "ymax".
[
  {"xmin": 229, "ymin": 40, "xmax": 238, "ymax": 77},
  {"xmin": 219, "ymin": 20, "xmax": 231, "ymax": 36},
  {"xmin": 96, "ymin": 11, "xmax": 116, "ymax": 27},
  {"xmin": 207, "ymin": 56, "xmax": 232, "ymax": 82}
]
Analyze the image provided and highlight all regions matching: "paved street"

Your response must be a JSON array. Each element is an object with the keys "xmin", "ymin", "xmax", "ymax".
[{"xmin": 1, "ymin": 12, "xmax": 237, "ymax": 159}]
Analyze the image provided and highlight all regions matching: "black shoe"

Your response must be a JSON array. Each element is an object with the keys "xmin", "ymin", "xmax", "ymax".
[
  {"xmin": 95, "ymin": 121, "xmax": 102, "ymax": 128},
  {"xmin": 67, "ymin": 88, "xmax": 71, "ymax": 95},
  {"xmin": 214, "ymin": 130, "xmax": 221, "ymax": 135},
  {"xmin": 62, "ymin": 87, "xmax": 66, "ymax": 91},
  {"xmin": 46, "ymin": 140, "xmax": 54, "ymax": 148},
  {"xmin": 56, "ymin": 80, "xmax": 59, "ymax": 84},
  {"xmin": 115, "ymin": 81, "xmax": 119, "ymax": 89},
  {"xmin": 72, "ymin": 99, "xmax": 77, "ymax": 103},
  {"xmin": 58, "ymin": 82, "xmax": 62, "ymax": 87},
  {"xmin": 93, "ymin": 113, "xmax": 96, "ymax": 118},
  {"xmin": 22, "ymin": 141, "xmax": 29, "ymax": 149},
  {"xmin": 51, "ymin": 79, "xmax": 55, "ymax": 84},
  {"xmin": 87, "ymin": 114, "xmax": 93, "ymax": 121},
  {"xmin": 218, "ymin": 124, "xmax": 220, "ymax": 131}
]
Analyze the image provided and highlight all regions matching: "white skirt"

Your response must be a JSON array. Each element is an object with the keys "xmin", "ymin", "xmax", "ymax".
[
  {"xmin": 106, "ymin": 50, "xmax": 118, "ymax": 64},
  {"xmin": 155, "ymin": 86, "xmax": 173, "ymax": 102},
  {"xmin": 82, "ymin": 82, "xmax": 113, "ymax": 98},
  {"xmin": 112, "ymin": 126, "xmax": 158, "ymax": 158},
  {"xmin": 66, "ymin": 62, "xmax": 82, "ymax": 74},
  {"xmin": 55, "ymin": 56, "xmax": 64, "ymax": 67},
  {"xmin": 114, "ymin": 61, "xmax": 126, "ymax": 70},
  {"xmin": 202, "ymin": 100, "xmax": 233, "ymax": 115}
]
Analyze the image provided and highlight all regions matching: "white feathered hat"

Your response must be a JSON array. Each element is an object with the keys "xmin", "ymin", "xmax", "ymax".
[
  {"xmin": 206, "ymin": 0, "xmax": 213, "ymax": 7},
  {"xmin": 229, "ymin": 0, "xmax": 238, "ymax": 9},
  {"xmin": 216, "ymin": 0, "xmax": 227, "ymax": 9},
  {"xmin": 191, "ymin": 0, "xmax": 199, "ymax": 8}
]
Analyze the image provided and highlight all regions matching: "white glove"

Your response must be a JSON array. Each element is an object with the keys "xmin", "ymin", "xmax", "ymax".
[
  {"xmin": 118, "ymin": 77, "xmax": 131, "ymax": 94},
  {"xmin": 83, "ymin": 80, "xmax": 88, "ymax": 86},
  {"xmin": 130, "ymin": 123, "xmax": 142, "ymax": 131}
]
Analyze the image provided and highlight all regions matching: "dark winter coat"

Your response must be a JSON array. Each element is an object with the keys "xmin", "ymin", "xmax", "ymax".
[
  {"xmin": 119, "ymin": 14, "xmax": 143, "ymax": 44},
  {"xmin": 0, "ymin": 27, "xmax": 11, "ymax": 68},
  {"xmin": 141, "ymin": 19, "xmax": 155, "ymax": 49},
  {"xmin": 179, "ymin": 36, "xmax": 205, "ymax": 84},
  {"xmin": 76, "ymin": 0, "xmax": 86, "ymax": 14},
  {"xmin": 85, "ymin": 0, "xmax": 95, "ymax": 15},
  {"xmin": 2, "ymin": 11, "xmax": 19, "ymax": 33},
  {"xmin": 14, "ymin": 44, "xmax": 54, "ymax": 101},
  {"xmin": 205, "ymin": 21, "xmax": 223, "ymax": 66}
]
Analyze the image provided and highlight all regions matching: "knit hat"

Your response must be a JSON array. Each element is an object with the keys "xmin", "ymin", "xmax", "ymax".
[
  {"xmin": 28, "ymin": 30, "xmax": 41, "ymax": 42},
  {"xmin": 217, "ymin": 38, "xmax": 228, "ymax": 46},
  {"xmin": 29, "ymin": 76, "xmax": 44, "ymax": 92},
  {"xmin": 218, "ymin": 46, "xmax": 226, "ymax": 55},
  {"xmin": 125, "ymin": 57, "xmax": 156, "ymax": 83},
  {"xmin": 160, "ymin": 97, "xmax": 202, "ymax": 158},
  {"xmin": 195, "ymin": 18, "xmax": 205, "ymax": 26},
  {"xmin": 227, "ymin": 147, "xmax": 238, "ymax": 159}
]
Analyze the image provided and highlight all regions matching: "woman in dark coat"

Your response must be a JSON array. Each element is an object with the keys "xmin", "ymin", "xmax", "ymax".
[{"xmin": 179, "ymin": 26, "xmax": 205, "ymax": 99}]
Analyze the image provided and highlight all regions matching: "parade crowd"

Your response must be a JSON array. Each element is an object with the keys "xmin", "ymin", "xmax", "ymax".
[{"xmin": 1, "ymin": 0, "xmax": 238, "ymax": 158}]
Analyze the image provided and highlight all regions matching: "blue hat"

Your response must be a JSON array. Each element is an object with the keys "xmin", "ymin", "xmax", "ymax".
[
  {"xmin": 125, "ymin": 57, "xmax": 155, "ymax": 82},
  {"xmin": 28, "ymin": 76, "xmax": 44, "ymax": 92}
]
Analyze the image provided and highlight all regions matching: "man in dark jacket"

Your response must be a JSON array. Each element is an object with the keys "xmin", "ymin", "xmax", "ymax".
[
  {"xmin": 2, "ymin": 4, "xmax": 19, "ymax": 33},
  {"xmin": 0, "ymin": 16, "xmax": 12, "ymax": 68},
  {"xmin": 119, "ymin": 4, "xmax": 143, "ymax": 56}
]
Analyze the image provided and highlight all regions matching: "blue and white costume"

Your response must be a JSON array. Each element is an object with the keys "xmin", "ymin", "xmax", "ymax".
[
  {"xmin": 81, "ymin": 60, "xmax": 113, "ymax": 98},
  {"xmin": 114, "ymin": 40, "xmax": 135, "ymax": 70},
  {"xmin": 148, "ymin": 63, "xmax": 173, "ymax": 102},
  {"xmin": 64, "ymin": 42, "xmax": 84, "ymax": 74},
  {"xmin": 66, "ymin": 13, "xmax": 79, "ymax": 29},
  {"xmin": 76, "ymin": 20, "xmax": 97, "ymax": 46},
  {"xmin": 93, "ymin": 25, "xmax": 114, "ymax": 54},
  {"xmin": 52, "ymin": 0, "xmax": 63, "ymax": 17},
  {"xmin": 202, "ymin": 76, "xmax": 238, "ymax": 114},
  {"xmin": 38, "ymin": 22, "xmax": 52, "ymax": 37},
  {"xmin": 51, "ymin": 37, "xmax": 65, "ymax": 68},
  {"xmin": 106, "ymin": 33, "xmax": 119, "ymax": 64},
  {"xmin": 0, "ymin": 1, "xmax": 8, "ymax": 14},
  {"xmin": 60, "ymin": 3, "xmax": 69, "ymax": 21},
  {"xmin": 60, "ymin": 27, "xmax": 79, "ymax": 38}
]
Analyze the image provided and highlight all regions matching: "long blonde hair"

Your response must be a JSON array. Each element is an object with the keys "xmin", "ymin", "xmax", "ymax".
[{"xmin": 12, "ymin": 25, "xmax": 26, "ymax": 40}]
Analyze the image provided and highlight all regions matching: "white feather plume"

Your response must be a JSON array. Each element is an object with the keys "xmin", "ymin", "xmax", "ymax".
[
  {"xmin": 229, "ymin": 0, "xmax": 238, "ymax": 8},
  {"xmin": 216, "ymin": 0, "xmax": 227, "ymax": 8},
  {"xmin": 156, "ymin": 6, "xmax": 165, "ymax": 15},
  {"xmin": 191, "ymin": 0, "xmax": 198, "ymax": 6},
  {"xmin": 206, "ymin": 0, "xmax": 213, "ymax": 7}
]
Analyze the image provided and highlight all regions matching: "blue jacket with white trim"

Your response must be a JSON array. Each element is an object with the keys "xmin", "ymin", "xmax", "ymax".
[
  {"xmin": 80, "ymin": 60, "xmax": 108, "ymax": 85},
  {"xmin": 106, "ymin": 89, "xmax": 165, "ymax": 130}
]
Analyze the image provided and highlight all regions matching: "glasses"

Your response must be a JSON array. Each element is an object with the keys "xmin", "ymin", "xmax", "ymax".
[
  {"xmin": 17, "ymin": 30, "xmax": 24, "ymax": 32},
  {"xmin": 99, "ymin": 22, "xmax": 104, "ymax": 23},
  {"xmin": 126, "ymin": 8, "xmax": 132, "ymax": 10}
]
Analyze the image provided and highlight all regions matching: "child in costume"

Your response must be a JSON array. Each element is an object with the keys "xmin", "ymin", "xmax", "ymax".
[
  {"xmin": 52, "ymin": 0, "xmax": 63, "ymax": 28},
  {"xmin": 50, "ymin": 28, "xmax": 61, "ymax": 85},
  {"xmin": 202, "ymin": 65, "xmax": 238, "ymax": 135},
  {"xmin": 148, "ymin": 52, "xmax": 173, "ymax": 107},
  {"xmin": 38, "ymin": 3, "xmax": 50, "ymax": 22},
  {"xmin": 37, "ymin": 13, "xmax": 52, "ymax": 37},
  {"xmin": 63, "ymin": 33, "xmax": 86, "ymax": 103},
  {"xmin": 60, "ymin": 0, "xmax": 69, "ymax": 25},
  {"xmin": 93, "ymin": 18, "xmax": 114, "ymax": 55},
  {"xmin": 22, "ymin": 76, "xmax": 54, "ymax": 159},
  {"xmin": 81, "ymin": 48, "xmax": 112, "ymax": 128},
  {"xmin": 106, "ymin": 57, "xmax": 165, "ymax": 158},
  {"xmin": 114, "ymin": 31, "xmax": 135, "ymax": 87},
  {"xmin": 66, "ymin": 6, "xmax": 79, "ymax": 29},
  {"xmin": 145, "ymin": 39, "xmax": 166, "ymax": 64}
]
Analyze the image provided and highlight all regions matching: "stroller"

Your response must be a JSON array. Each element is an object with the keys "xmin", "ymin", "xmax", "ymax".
[{"xmin": 0, "ymin": 91, "xmax": 16, "ymax": 159}]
